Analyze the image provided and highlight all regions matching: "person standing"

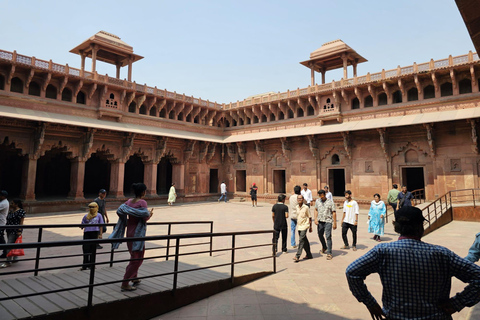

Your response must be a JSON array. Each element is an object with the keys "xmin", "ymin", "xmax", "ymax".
[
  {"xmin": 250, "ymin": 183, "xmax": 258, "ymax": 207},
  {"xmin": 397, "ymin": 185, "xmax": 414, "ymax": 209},
  {"xmin": 94, "ymin": 189, "xmax": 109, "ymax": 249},
  {"xmin": 271, "ymin": 194, "xmax": 288, "ymax": 254},
  {"xmin": 387, "ymin": 184, "xmax": 400, "ymax": 214},
  {"xmin": 341, "ymin": 190, "xmax": 359, "ymax": 251},
  {"xmin": 79, "ymin": 202, "xmax": 104, "ymax": 270},
  {"xmin": 301, "ymin": 183, "xmax": 313, "ymax": 207},
  {"xmin": 289, "ymin": 185, "xmax": 301, "ymax": 248},
  {"xmin": 346, "ymin": 206, "xmax": 480, "ymax": 320},
  {"xmin": 368, "ymin": 193, "xmax": 386, "ymax": 242},
  {"xmin": 324, "ymin": 186, "xmax": 333, "ymax": 202},
  {"xmin": 293, "ymin": 195, "xmax": 313, "ymax": 262},
  {"xmin": 0, "ymin": 199, "xmax": 26, "ymax": 268},
  {"xmin": 465, "ymin": 232, "xmax": 480, "ymax": 263},
  {"xmin": 0, "ymin": 190, "xmax": 9, "ymax": 259},
  {"xmin": 314, "ymin": 189, "xmax": 337, "ymax": 260},
  {"xmin": 168, "ymin": 183, "xmax": 177, "ymax": 206},
  {"xmin": 218, "ymin": 181, "xmax": 227, "ymax": 203}
]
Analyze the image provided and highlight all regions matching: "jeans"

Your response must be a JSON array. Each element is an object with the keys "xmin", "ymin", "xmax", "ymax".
[
  {"xmin": 273, "ymin": 228, "xmax": 288, "ymax": 253},
  {"xmin": 290, "ymin": 219, "xmax": 297, "ymax": 246},
  {"xmin": 342, "ymin": 222, "xmax": 357, "ymax": 247},
  {"xmin": 218, "ymin": 193, "xmax": 227, "ymax": 202},
  {"xmin": 296, "ymin": 229, "xmax": 312, "ymax": 259},
  {"xmin": 317, "ymin": 222, "xmax": 333, "ymax": 254},
  {"xmin": 389, "ymin": 202, "xmax": 397, "ymax": 215}
]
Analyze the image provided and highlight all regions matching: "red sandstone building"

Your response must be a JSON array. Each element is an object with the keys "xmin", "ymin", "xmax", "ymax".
[{"xmin": 1, "ymin": 29, "xmax": 480, "ymax": 212}]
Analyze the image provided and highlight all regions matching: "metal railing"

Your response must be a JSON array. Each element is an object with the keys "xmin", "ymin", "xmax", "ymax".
[
  {"xmin": 0, "ymin": 230, "xmax": 276, "ymax": 308},
  {"xmin": 411, "ymin": 188, "xmax": 425, "ymax": 205}
]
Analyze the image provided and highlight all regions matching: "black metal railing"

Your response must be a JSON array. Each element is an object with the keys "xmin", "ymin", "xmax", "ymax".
[{"xmin": 411, "ymin": 188, "xmax": 425, "ymax": 205}]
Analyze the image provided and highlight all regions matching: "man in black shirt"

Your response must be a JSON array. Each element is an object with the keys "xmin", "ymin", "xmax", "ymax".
[{"xmin": 272, "ymin": 194, "xmax": 289, "ymax": 254}]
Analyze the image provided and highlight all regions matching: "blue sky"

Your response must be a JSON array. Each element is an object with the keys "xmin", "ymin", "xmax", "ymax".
[{"xmin": 0, "ymin": 0, "xmax": 474, "ymax": 103}]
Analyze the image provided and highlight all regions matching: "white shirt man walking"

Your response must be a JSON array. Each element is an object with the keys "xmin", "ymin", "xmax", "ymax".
[
  {"xmin": 218, "ymin": 181, "xmax": 227, "ymax": 203},
  {"xmin": 341, "ymin": 190, "xmax": 359, "ymax": 251},
  {"xmin": 301, "ymin": 183, "xmax": 313, "ymax": 207}
]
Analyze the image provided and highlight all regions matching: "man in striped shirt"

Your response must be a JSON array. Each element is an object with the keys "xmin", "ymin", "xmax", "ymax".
[{"xmin": 346, "ymin": 206, "xmax": 480, "ymax": 320}]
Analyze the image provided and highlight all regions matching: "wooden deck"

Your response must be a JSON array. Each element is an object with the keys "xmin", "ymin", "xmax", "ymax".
[{"xmin": 0, "ymin": 255, "xmax": 270, "ymax": 320}]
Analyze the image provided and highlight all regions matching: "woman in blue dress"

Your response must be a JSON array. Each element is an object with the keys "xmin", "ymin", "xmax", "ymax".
[{"xmin": 368, "ymin": 193, "xmax": 385, "ymax": 241}]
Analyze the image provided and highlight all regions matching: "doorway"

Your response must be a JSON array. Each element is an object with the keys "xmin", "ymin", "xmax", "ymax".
[
  {"xmin": 401, "ymin": 167, "xmax": 425, "ymax": 196},
  {"xmin": 328, "ymin": 168, "xmax": 345, "ymax": 196},
  {"xmin": 209, "ymin": 169, "xmax": 219, "ymax": 193},
  {"xmin": 236, "ymin": 170, "xmax": 246, "ymax": 192},
  {"xmin": 273, "ymin": 170, "xmax": 286, "ymax": 193}
]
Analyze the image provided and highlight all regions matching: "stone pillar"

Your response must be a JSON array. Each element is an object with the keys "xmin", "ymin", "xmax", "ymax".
[
  {"xmin": 144, "ymin": 161, "xmax": 158, "ymax": 196},
  {"xmin": 91, "ymin": 44, "xmax": 98, "ymax": 73},
  {"xmin": 109, "ymin": 160, "xmax": 125, "ymax": 198},
  {"xmin": 321, "ymin": 69, "xmax": 326, "ymax": 84},
  {"xmin": 342, "ymin": 53, "xmax": 348, "ymax": 79},
  {"xmin": 172, "ymin": 164, "xmax": 185, "ymax": 194},
  {"xmin": 80, "ymin": 51, "xmax": 86, "ymax": 73},
  {"xmin": 311, "ymin": 67, "xmax": 315, "ymax": 87},
  {"xmin": 20, "ymin": 156, "xmax": 37, "ymax": 201},
  {"xmin": 116, "ymin": 63, "xmax": 121, "ymax": 79},
  {"xmin": 353, "ymin": 61, "xmax": 358, "ymax": 77},
  {"xmin": 128, "ymin": 57, "xmax": 133, "ymax": 82},
  {"xmin": 68, "ymin": 158, "xmax": 86, "ymax": 200}
]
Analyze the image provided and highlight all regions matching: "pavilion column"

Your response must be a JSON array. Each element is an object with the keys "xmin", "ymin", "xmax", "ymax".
[
  {"xmin": 309, "ymin": 62, "xmax": 315, "ymax": 86},
  {"xmin": 321, "ymin": 67, "xmax": 326, "ymax": 84},
  {"xmin": 91, "ymin": 44, "xmax": 98, "ymax": 73},
  {"xmin": 80, "ymin": 50, "xmax": 86, "ymax": 74},
  {"xmin": 342, "ymin": 53, "xmax": 348, "ymax": 79},
  {"xmin": 68, "ymin": 158, "xmax": 86, "ymax": 200},
  {"xmin": 109, "ymin": 160, "xmax": 125, "ymax": 198},
  {"xmin": 353, "ymin": 60, "xmax": 358, "ymax": 77},
  {"xmin": 144, "ymin": 161, "xmax": 158, "ymax": 196},
  {"xmin": 20, "ymin": 156, "xmax": 37, "ymax": 201},
  {"xmin": 127, "ymin": 56, "xmax": 133, "ymax": 82},
  {"xmin": 172, "ymin": 163, "xmax": 185, "ymax": 195},
  {"xmin": 116, "ymin": 62, "xmax": 121, "ymax": 79}
]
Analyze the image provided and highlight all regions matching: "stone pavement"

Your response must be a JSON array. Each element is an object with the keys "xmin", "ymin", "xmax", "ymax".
[{"xmin": 2, "ymin": 200, "xmax": 479, "ymax": 320}]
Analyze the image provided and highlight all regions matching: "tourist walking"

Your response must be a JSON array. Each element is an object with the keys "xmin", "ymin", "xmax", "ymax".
[
  {"xmin": 387, "ymin": 184, "xmax": 400, "ymax": 214},
  {"xmin": 367, "ymin": 193, "xmax": 385, "ymax": 242},
  {"xmin": 94, "ymin": 189, "xmax": 109, "ymax": 249},
  {"xmin": 168, "ymin": 183, "xmax": 176, "ymax": 206},
  {"xmin": 271, "ymin": 194, "xmax": 288, "ymax": 254},
  {"xmin": 289, "ymin": 185, "xmax": 301, "ymax": 248},
  {"xmin": 324, "ymin": 185, "xmax": 333, "ymax": 201},
  {"xmin": 301, "ymin": 183, "xmax": 313, "ymax": 207},
  {"xmin": 314, "ymin": 189, "xmax": 337, "ymax": 260},
  {"xmin": 293, "ymin": 195, "xmax": 313, "ymax": 262},
  {"xmin": 0, "ymin": 190, "xmax": 9, "ymax": 259},
  {"xmin": 109, "ymin": 183, "xmax": 154, "ymax": 291},
  {"xmin": 79, "ymin": 202, "xmax": 104, "ymax": 270},
  {"xmin": 0, "ymin": 199, "xmax": 26, "ymax": 268},
  {"xmin": 397, "ymin": 185, "xmax": 414, "ymax": 209},
  {"xmin": 218, "ymin": 181, "xmax": 227, "ymax": 203},
  {"xmin": 250, "ymin": 183, "xmax": 258, "ymax": 207},
  {"xmin": 341, "ymin": 190, "xmax": 359, "ymax": 251},
  {"xmin": 465, "ymin": 232, "xmax": 480, "ymax": 263},
  {"xmin": 346, "ymin": 206, "xmax": 480, "ymax": 320}
]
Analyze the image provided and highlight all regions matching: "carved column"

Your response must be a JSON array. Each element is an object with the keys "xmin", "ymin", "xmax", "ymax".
[
  {"xmin": 144, "ymin": 161, "xmax": 158, "ymax": 197},
  {"xmin": 309, "ymin": 62, "xmax": 315, "ymax": 87},
  {"xmin": 127, "ymin": 56, "xmax": 133, "ymax": 81},
  {"xmin": 109, "ymin": 160, "xmax": 125, "ymax": 198},
  {"xmin": 68, "ymin": 158, "xmax": 86, "ymax": 200},
  {"xmin": 91, "ymin": 44, "xmax": 98, "ymax": 73},
  {"xmin": 20, "ymin": 156, "xmax": 37, "ymax": 201},
  {"xmin": 116, "ymin": 62, "xmax": 121, "ymax": 79},
  {"xmin": 342, "ymin": 53, "xmax": 348, "ymax": 79}
]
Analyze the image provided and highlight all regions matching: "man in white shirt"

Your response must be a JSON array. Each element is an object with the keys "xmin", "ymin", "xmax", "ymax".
[
  {"xmin": 289, "ymin": 185, "xmax": 302, "ymax": 248},
  {"xmin": 218, "ymin": 181, "xmax": 227, "ymax": 203},
  {"xmin": 341, "ymin": 190, "xmax": 359, "ymax": 251},
  {"xmin": 324, "ymin": 186, "xmax": 333, "ymax": 201},
  {"xmin": 301, "ymin": 183, "xmax": 313, "ymax": 208},
  {"xmin": 0, "ymin": 190, "xmax": 9, "ymax": 258}
]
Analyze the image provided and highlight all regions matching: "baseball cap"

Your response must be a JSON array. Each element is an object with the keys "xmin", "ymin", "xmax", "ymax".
[
  {"xmin": 395, "ymin": 206, "xmax": 426, "ymax": 224},
  {"xmin": 99, "ymin": 189, "xmax": 107, "ymax": 194},
  {"xmin": 0, "ymin": 190, "xmax": 8, "ymax": 197}
]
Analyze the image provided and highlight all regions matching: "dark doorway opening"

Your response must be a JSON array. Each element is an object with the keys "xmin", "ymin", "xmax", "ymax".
[
  {"xmin": 124, "ymin": 155, "xmax": 144, "ymax": 196},
  {"xmin": 0, "ymin": 144, "xmax": 23, "ymax": 198},
  {"xmin": 209, "ymin": 169, "xmax": 219, "ymax": 193},
  {"xmin": 236, "ymin": 170, "xmax": 246, "ymax": 192},
  {"xmin": 84, "ymin": 153, "xmax": 111, "ymax": 198},
  {"xmin": 35, "ymin": 148, "xmax": 71, "ymax": 199},
  {"xmin": 157, "ymin": 156, "xmax": 172, "ymax": 195},
  {"xmin": 273, "ymin": 170, "xmax": 286, "ymax": 193},
  {"xmin": 329, "ymin": 168, "xmax": 345, "ymax": 196},
  {"xmin": 402, "ymin": 167, "xmax": 425, "ymax": 198}
]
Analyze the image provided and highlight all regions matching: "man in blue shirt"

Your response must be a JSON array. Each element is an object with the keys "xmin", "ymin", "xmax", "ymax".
[
  {"xmin": 346, "ymin": 206, "xmax": 480, "ymax": 320},
  {"xmin": 397, "ymin": 185, "xmax": 414, "ymax": 209},
  {"xmin": 466, "ymin": 233, "xmax": 480, "ymax": 263}
]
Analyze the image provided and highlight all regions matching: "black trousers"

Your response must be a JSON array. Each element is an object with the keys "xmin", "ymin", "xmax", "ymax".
[
  {"xmin": 389, "ymin": 202, "xmax": 397, "ymax": 215},
  {"xmin": 0, "ymin": 229, "xmax": 5, "ymax": 256},
  {"xmin": 342, "ymin": 222, "xmax": 357, "ymax": 247},
  {"xmin": 82, "ymin": 231, "xmax": 99, "ymax": 269},
  {"xmin": 273, "ymin": 228, "xmax": 288, "ymax": 253}
]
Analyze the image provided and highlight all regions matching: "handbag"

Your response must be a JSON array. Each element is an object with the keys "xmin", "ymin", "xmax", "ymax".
[{"xmin": 7, "ymin": 235, "xmax": 25, "ymax": 257}]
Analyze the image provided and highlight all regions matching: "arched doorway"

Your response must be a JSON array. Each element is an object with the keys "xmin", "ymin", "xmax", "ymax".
[
  {"xmin": 84, "ymin": 153, "xmax": 111, "ymax": 198},
  {"xmin": 123, "ymin": 155, "xmax": 144, "ymax": 196},
  {"xmin": 157, "ymin": 156, "xmax": 173, "ymax": 195},
  {"xmin": 35, "ymin": 148, "xmax": 71, "ymax": 199},
  {"xmin": 0, "ymin": 141, "xmax": 23, "ymax": 198}
]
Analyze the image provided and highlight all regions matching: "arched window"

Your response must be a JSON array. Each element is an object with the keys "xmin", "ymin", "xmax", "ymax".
[
  {"xmin": 270, "ymin": 113, "xmax": 276, "ymax": 121},
  {"xmin": 246, "ymin": 118, "xmax": 251, "ymax": 125},
  {"xmin": 278, "ymin": 112, "xmax": 284, "ymax": 120},
  {"xmin": 139, "ymin": 105, "xmax": 147, "ymax": 115},
  {"xmin": 378, "ymin": 93, "xmax": 388, "ymax": 106},
  {"xmin": 0, "ymin": 74, "xmax": 5, "ymax": 90},
  {"xmin": 364, "ymin": 95, "xmax": 373, "ymax": 107},
  {"xmin": 29, "ymin": 81, "xmax": 41, "ymax": 96},
  {"xmin": 441, "ymin": 82, "xmax": 453, "ymax": 97},
  {"xmin": 392, "ymin": 90, "xmax": 402, "ymax": 103},
  {"xmin": 168, "ymin": 111, "xmax": 175, "ymax": 120},
  {"xmin": 194, "ymin": 116, "xmax": 199, "ymax": 123},
  {"xmin": 232, "ymin": 119, "xmax": 237, "ymax": 126},
  {"xmin": 253, "ymin": 116, "xmax": 259, "ymax": 123},
  {"xmin": 326, "ymin": 98, "xmax": 331, "ymax": 103},
  {"xmin": 159, "ymin": 109, "xmax": 166, "ymax": 118},
  {"xmin": 61, "ymin": 88, "xmax": 72, "ymax": 102},
  {"xmin": 10, "ymin": 77, "xmax": 23, "ymax": 93},
  {"xmin": 239, "ymin": 118, "xmax": 244, "ymax": 126},
  {"xmin": 423, "ymin": 85, "xmax": 435, "ymax": 99},
  {"xmin": 46, "ymin": 84, "xmax": 57, "ymax": 99},
  {"xmin": 407, "ymin": 87, "xmax": 418, "ymax": 101},
  {"xmin": 177, "ymin": 112, "xmax": 183, "ymax": 120},
  {"xmin": 459, "ymin": 78, "xmax": 472, "ymax": 94},
  {"xmin": 288, "ymin": 110, "xmax": 294, "ymax": 119},
  {"xmin": 261, "ymin": 115, "xmax": 267, "ymax": 122},
  {"xmin": 128, "ymin": 102, "xmax": 136, "ymax": 113},
  {"xmin": 76, "ymin": 91, "xmax": 86, "ymax": 104},
  {"xmin": 297, "ymin": 108, "xmax": 304, "ymax": 117},
  {"xmin": 332, "ymin": 154, "xmax": 340, "ymax": 165},
  {"xmin": 352, "ymin": 97, "xmax": 360, "ymax": 109},
  {"xmin": 307, "ymin": 105, "xmax": 315, "ymax": 116},
  {"xmin": 110, "ymin": 93, "xmax": 115, "ymax": 99},
  {"xmin": 225, "ymin": 120, "xmax": 230, "ymax": 128},
  {"xmin": 149, "ymin": 107, "xmax": 156, "ymax": 116}
]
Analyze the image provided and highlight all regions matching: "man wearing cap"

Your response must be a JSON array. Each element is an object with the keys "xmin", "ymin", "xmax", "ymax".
[
  {"xmin": 346, "ymin": 206, "xmax": 480, "ymax": 320},
  {"xmin": 324, "ymin": 186, "xmax": 333, "ymax": 202},
  {"xmin": 94, "ymin": 189, "xmax": 109, "ymax": 249},
  {"xmin": 0, "ymin": 190, "xmax": 9, "ymax": 258}
]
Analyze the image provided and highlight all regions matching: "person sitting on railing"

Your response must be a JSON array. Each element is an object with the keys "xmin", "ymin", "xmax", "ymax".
[
  {"xmin": 109, "ymin": 183, "xmax": 154, "ymax": 292},
  {"xmin": 466, "ymin": 233, "xmax": 480, "ymax": 263},
  {"xmin": 79, "ymin": 202, "xmax": 103, "ymax": 271}
]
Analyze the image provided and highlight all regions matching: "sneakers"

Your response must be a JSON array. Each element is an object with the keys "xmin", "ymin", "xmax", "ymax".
[
  {"xmin": 132, "ymin": 280, "xmax": 141, "ymax": 285},
  {"xmin": 121, "ymin": 285, "xmax": 137, "ymax": 291},
  {"xmin": 0, "ymin": 262, "xmax": 11, "ymax": 268}
]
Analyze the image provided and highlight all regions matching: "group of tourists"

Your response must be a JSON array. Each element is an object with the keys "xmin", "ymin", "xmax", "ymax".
[{"xmin": 0, "ymin": 190, "xmax": 26, "ymax": 268}]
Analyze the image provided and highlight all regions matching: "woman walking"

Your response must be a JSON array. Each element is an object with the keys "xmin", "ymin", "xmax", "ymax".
[
  {"xmin": 110, "ymin": 183, "xmax": 154, "ymax": 291},
  {"xmin": 0, "ymin": 199, "xmax": 26, "ymax": 268},
  {"xmin": 367, "ymin": 193, "xmax": 386, "ymax": 241},
  {"xmin": 167, "ymin": 183, "xmax": 176, "ymax": 206},
  {"xmin": 79, "ymin": 202, "xmax": 104, "ymax": 270}
]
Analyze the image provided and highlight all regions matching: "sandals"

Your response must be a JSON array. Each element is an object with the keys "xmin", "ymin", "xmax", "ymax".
[
  {"xmin": 121, "ymin": 285, "xmax": 137, "ymax": 292},
  {"xmin": 293, "ymin": 257, "xmax": 299, "ymax": 263},
  {"xmin": 352, "ymin": 246, "xmax": 357, "ymax": 251},
  {"xmin": 302, "ymin": 255, "xmax": 313, "ymax": 260},
  {"xmin": 326, "ymin": 254, "xmax": 333, "ymax": 260},
  {"xmin": 340, "ymin": 245, "xmax": 350, "ymax": 249}
]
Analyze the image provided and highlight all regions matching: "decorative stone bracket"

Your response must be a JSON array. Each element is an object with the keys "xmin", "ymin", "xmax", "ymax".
[
  {"xmin": 424, "ymin": 123, "xmax": 435, "ymax": 158},
  {"xmin": 342, "ymin": 131, "xmax": 351, "ymax": 160}
]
